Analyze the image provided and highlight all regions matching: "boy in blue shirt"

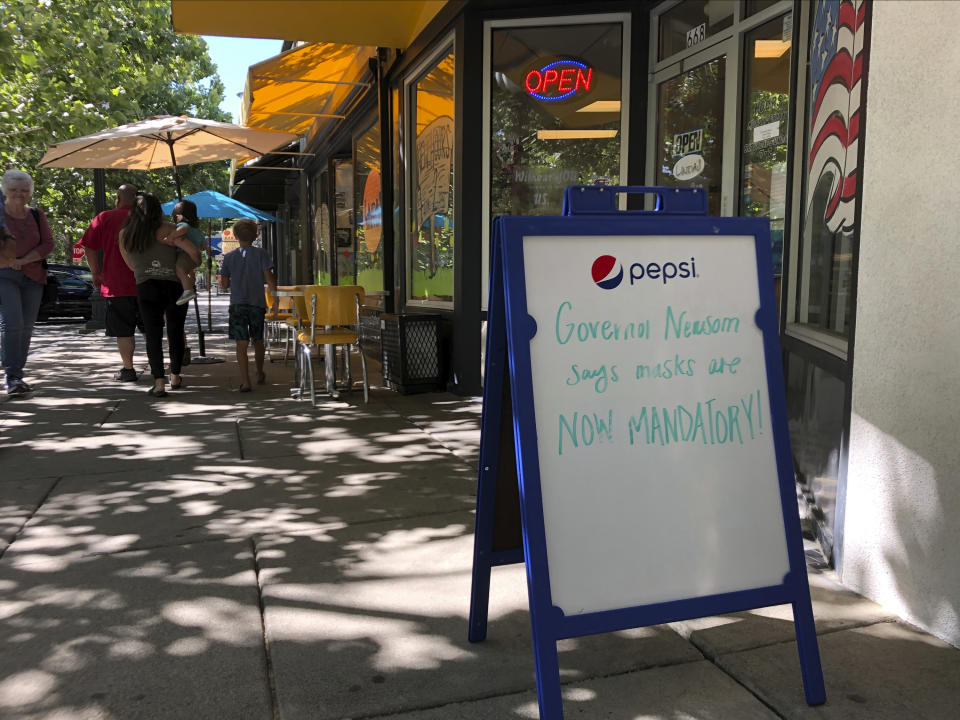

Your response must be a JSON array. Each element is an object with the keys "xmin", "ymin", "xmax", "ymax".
[{"xmin": 219, "ymin": 219, "xmax": 277, "ymax": 392}]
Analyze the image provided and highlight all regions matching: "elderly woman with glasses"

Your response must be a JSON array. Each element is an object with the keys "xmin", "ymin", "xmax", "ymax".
[{"xmin": 0, "ymin": 169, "xmax": 54, "ymax": 395}]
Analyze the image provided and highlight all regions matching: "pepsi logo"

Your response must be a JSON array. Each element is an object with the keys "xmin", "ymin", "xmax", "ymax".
[{"xmin": 591, "ymin": 255, "xmax": 624, "ymax": 290}]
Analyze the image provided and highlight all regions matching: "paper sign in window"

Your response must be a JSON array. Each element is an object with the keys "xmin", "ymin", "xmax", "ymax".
[{"xmin": 753, "ymin": 121, "xmax": 780, "ymax": 143}]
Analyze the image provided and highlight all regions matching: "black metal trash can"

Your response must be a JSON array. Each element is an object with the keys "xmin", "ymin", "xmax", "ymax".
[
  {"xmin": 84, "ymin": 289, "xmax": 107, "ymax": 332},
  {"xmin": 380, "ymin": 313, "xmax": 443, "ymax": 394},
  {"xmin": 358, "ymin": 305, "xmax": 382, "ymax": 362}
]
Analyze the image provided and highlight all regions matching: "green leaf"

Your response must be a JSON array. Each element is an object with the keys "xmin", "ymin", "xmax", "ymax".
[{"xmin": 0, "ymin": 0, "xmax": 231, "ymax": 262}]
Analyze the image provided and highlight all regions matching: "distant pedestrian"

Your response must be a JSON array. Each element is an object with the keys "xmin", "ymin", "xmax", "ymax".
[
  {"xmin": 0, "ymin": 169, "xmax": 54, "ymax": 395},
  {"xmin": 118, "ymin": 193, "xmax": 200, "ymax": 397},
  {"xmin": 171, "ymin": 199, "xmax": 205, "ymax": 306},
  {"xmin": 219, "ymin": 219, "xmax": 276, "ymax": 392},
  {"xmin": 80, "ymin": 184, "xmax": 144, "ymax": 382}
]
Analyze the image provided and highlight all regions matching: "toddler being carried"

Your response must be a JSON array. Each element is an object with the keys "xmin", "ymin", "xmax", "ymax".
[{"xmin": 172, "ymin": 199, "xmax": 206, "ymax": 305}]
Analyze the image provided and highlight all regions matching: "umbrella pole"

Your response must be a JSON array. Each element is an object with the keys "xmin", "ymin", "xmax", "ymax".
[
  {"xmin": 193, "ymin": 294, "xmax": 206, "ymax": 356},
  {"xmin": 166, "ymin": 137, "xmax": 183, "ymax": 200},
  {"xmin": 167, "ymin": 138, "xmax": 221, "ymax": 362},
  {"xmin": 206, "ymin": 219, "xmax": 212, "ymax": 332}
]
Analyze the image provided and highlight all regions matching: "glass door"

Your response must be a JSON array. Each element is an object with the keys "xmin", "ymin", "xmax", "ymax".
[{"xmin": 648, "ymin": 41, "xmax": 736, "ymax": 215}]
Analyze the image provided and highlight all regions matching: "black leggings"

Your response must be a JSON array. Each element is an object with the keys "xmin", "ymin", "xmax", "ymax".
[{"xmin": 137, "ymin": 280, "xmax": 188, "ymax": 379}]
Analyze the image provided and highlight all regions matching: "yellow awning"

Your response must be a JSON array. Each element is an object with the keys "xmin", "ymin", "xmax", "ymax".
[
  {"xmin": 171, "ymin": 0, "xmax": 449, "ymax": 49},
  {"xmin": 242, "ymin": 42, "xmax": 377, "ymax": 138}
]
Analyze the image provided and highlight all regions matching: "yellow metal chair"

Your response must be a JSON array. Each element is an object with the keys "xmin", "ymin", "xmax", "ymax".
[
  {"xmin": 264, "ymin": 288, "xmax": 292, "ymax": 360},
  {"xmin": 265, "ymin": 287, "xmax": 298, "ymax": 362},
  {"xmin": 283, "ymin": 287, "xmax": 310, "ymax": 362},
  {"xmin": 296, "ymin": 285, "xmax": 368, "ymax": 406},
  {"xmin": 265, "ymin": 287, "xmax": 294, "ymax": 319}
]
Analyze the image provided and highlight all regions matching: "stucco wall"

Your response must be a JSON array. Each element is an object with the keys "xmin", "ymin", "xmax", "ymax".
[{"xmin": 845, "ymin": 0, "xmax": 960, "ymax": 648}]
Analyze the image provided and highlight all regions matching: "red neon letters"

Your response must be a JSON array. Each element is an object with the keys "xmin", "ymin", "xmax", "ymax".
[{"xmin": 524, "ymin": 62, "xmax": 593, "ymax": 100}]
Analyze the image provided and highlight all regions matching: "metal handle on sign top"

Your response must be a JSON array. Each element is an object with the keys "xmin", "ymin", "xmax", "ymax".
[{"xmin": 561, "ymin": 185, "xmax": 708, "ymax": 217}]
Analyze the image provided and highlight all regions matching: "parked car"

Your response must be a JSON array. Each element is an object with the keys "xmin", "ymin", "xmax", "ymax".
[
  {"xmin": 46, "ymin": 263, "xmax": 93, "ymax": 283},
  {"xmin": 37, "ymin": 269, "xmax": 94, "ymax": 322}
]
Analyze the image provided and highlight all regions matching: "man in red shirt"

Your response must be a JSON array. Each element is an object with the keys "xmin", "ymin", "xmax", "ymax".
[{"xmin": 80, "ymin": 184, "xmax": 142, "ymax": 381}]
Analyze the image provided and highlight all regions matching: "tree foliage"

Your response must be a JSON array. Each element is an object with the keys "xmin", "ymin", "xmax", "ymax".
[{"xmin": 0, "ymin": 0, "xmax": 231, "ymax": 259}]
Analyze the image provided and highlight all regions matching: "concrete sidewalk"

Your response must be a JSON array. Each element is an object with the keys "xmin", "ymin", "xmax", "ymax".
[{"xmin": 1, "ymin": 301, "xmax": 958, "ymax": 720}]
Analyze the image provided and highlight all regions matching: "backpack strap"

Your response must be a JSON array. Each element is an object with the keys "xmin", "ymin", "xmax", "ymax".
[{"xmin": 29, "ymin": 207, "xmax": 49, "ymax": 271}]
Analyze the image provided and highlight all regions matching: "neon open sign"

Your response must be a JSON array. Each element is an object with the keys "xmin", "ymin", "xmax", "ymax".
[{"xmin": 525, "ymin": 59, "xmax": 594, "ymax": 101}]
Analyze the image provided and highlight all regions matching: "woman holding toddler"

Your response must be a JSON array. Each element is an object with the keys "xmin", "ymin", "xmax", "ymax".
[{"xmin": 118, "ymin": 193, "xmax": 200, "ymax": 398}]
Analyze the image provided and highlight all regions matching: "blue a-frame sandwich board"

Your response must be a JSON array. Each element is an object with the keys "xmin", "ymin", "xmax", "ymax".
[{"xmin": 469, "ymin": 186, "xmax": 826, "ymax": 719}]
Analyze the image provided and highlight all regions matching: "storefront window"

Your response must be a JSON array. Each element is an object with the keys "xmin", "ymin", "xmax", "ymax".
[
  {"xmin": 408, "ymin": 46, "xmax": 454, "ymax": 303},
  {"xmin": 786, "ymin": 350, "xmax": 845, "ymax": 554},
  {"xmin": 334, "ymin": 159, "xmax": 354, "ymax": 285},
  {"xmin": 312, "ymin": 171, "xmax": 331, "ymax": 285},
  {"xmin": 392, "ymin": 86, "xmax": 402, "ymax": 300},
  {"xmin": 655, "ymin": 56, "xmax": 725, "ymax": 216},
  {"xmin": 740, "ymin": 15, "xmax": 791, "ymax": 277},
  {"xmin": 794, "ymin": 0, "xmax": 865, "ymax": 338},
  {"xmin": 354, "ymin": 120, "xmax": 383, "ymax": 295},
  {"xmin": 658, "ymin": 0, "xmax": 735, "ymax": 60},
  {"xmin": 489, "ymin": 22, "xmax": 624, "ymax": 219}
]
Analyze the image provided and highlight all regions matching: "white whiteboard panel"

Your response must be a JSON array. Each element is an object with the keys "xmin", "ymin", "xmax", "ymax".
[{"xmin": 522, "ymin": 234, "xmax": 789, "ymax": 616}]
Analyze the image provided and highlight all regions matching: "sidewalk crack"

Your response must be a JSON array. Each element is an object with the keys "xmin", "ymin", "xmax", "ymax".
[
  {"xmin": 235, "ymin": 418, "xmax": 245, "ymax": 459},
  {"xmin": 681, "ymin": 631, "xmax": 789, "ymax": 719},
  {"xmin": 0, "ymin": 475, "xmax": 63, "ymax": 562},
  {"xmin": 97, "ymin": 400, "xmax": 122, "ymax": 428},
  {"xmin": 250, "ymin": 537, "xmax": 280, "ymax": 720}
]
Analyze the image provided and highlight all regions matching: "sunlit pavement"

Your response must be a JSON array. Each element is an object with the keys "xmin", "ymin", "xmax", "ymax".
[{"xmin": 1, "ymin": 298, "xmax": 958, "ymax": 720}]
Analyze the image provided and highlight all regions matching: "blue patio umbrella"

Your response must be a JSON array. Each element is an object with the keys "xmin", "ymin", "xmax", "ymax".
[{"xmin": 161, "ymin": 190, "xmax": 278, "ymax": 221}]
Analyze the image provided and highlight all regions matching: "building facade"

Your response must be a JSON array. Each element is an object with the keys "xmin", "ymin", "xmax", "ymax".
[{"xmin": 173, "ymin": 0, "xmax": 960, "ymax": 648}]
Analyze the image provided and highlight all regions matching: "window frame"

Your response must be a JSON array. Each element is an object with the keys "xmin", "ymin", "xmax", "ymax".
[
  {"xmin": 352, "ymin": 112, "xmax": 385, "ymax": 297},
  {"xmin": 646, "ymin": 37, "xmax": 739, "ymax": 217},
  {"xmin": 782, "ymin": 0, "xmax": 849, "ymax": 359},
  {"xmin": 403, "ymin": 34, "xmax": 456, "ymax": 310},
  {"xmin": 481, "ymin": 12, "xmax": 632, "ymax": 311}
]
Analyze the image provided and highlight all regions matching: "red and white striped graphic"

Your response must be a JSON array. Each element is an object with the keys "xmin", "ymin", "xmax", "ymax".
[{"xmin": 807, "ymin": 0, "xmax": 868, "ymax": 234}]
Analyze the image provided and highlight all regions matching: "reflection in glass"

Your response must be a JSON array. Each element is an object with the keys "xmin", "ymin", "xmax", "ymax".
[
  {"xmin": 489, "ymin": 23, "xmax": 623, "ymax": 219},
  {"xmin": 409, "ymin": 50, "xmax": 454, "ymax": 303},
  {"xmin": 656, "ymin": 56, "xmax": 725, "ymax": 216},
  {"xmin": 746, "ymin": 0, "xmax": 782, "ymax": 17},
  {"xmin": 392, "ymin": 86, "xmax": 402, "ymax": 296},
  {"xmin": 740, "ymin": 16, "xmax": 791, "ymax": 277},
  {"xmin": 795, "ymin": 0, "xmax": 865, "ymax": 337},
  {"xmin": 354, "ymin": 122, "xmax": 383, "ymax": 295},
  {"xmin": 312, "ymin": 171, "xmax": 331, "ymax": 285},
  {"xmin": 334, "ymin": 159, "xmax": 354, "ymax": 285},
  {"xmin": 658, "ymin": 0, "xmax": 735, "ymax": 60},
  {"xmin": 786, "ymin": 351, "xmax": 844, "ymax": 555}
]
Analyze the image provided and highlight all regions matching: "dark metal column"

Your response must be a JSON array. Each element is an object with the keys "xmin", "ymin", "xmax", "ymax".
[{"xmin": 451, "ymin": 13, "xmax": 482, "ymax": 395}]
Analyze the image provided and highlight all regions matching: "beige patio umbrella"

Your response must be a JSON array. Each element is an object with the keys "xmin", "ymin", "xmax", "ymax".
[
  {"xmin": 38, "ymin": 115, "xmax": 298, "ymax": 198},
  {"xmin": 38, "ymin": 115, "xmax": 299, "ymax": 362}
]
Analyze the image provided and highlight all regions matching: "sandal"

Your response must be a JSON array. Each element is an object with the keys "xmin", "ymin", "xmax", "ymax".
[
  {"xmin": 238, "ymin": 385, "xmax": 252, "ymax": 393},
  {"xmin": 169, "ymin": 378, "xmax": 183, "ymax": 389},
  {"xmin": 256, "ymin": 372, "xmax": 266, "ymax": 385},
  {"xmin": 147, "ymin": 387, "xmax": 168, "ymax": 398}
]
